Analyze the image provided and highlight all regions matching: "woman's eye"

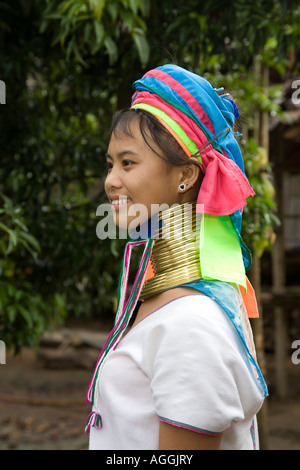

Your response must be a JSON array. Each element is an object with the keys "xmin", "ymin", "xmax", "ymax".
[
  {"xmin": 122, "ymin": 160, "xmax": 133, "ymax": 167},
  {"xmin": 105, "ymin": 159, "xmax": 134, "ymax": 171}
]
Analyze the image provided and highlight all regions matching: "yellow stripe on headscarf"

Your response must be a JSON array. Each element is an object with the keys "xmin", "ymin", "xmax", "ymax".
[{"xmin": 131, "ymin": 102, "xmax": 201, "ymax": 164}]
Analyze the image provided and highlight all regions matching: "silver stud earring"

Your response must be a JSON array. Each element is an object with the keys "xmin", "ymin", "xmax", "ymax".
[{"xmin": 178, "ymin": 183, "xmax": 187, "ymax": 192}]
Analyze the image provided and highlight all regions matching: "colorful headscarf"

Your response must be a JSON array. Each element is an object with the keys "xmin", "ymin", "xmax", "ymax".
[
  {"xmin": 131, "ymin": 64, "xmax": 254, "ymax": 291},
  {"xmin": 131, "ymin": 64, "xmax": 255, "ymax": 217}
]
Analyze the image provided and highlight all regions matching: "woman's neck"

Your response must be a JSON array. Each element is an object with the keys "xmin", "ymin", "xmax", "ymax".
[{"xmin": 140, "ymin": 201, "xmax": 202, "ymax": 299}]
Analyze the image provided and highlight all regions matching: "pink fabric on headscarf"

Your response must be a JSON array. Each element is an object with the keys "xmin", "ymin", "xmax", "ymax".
[{"xmin": 197, "ymin": 149, "xmax": 255, "ymax": 215}]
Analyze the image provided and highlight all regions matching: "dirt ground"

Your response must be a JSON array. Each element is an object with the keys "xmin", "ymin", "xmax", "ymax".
[{"xmin": 0, "ymin": 323, "xmax": 299, "ymax": 451}]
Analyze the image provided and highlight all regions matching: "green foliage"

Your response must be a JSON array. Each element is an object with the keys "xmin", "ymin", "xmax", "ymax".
[
  {"xmin": 242, "ymin": 139, "xmax": 281, "ymax": 257},
  {"xmin": 40, "ymin": 0, "xmax": 300, "ymax": 75},
  {"xmin": 0, "ymin": 1, "xmax": 126, "ymax": 351},
  {"xmin": 0, "ymin": 193, "xmax": 66, "ymax": 352},
  {"xmin": 41, "ymin": 0, "xmax": 150, "ymax": 66},
  {"xmin": 1, "ymin": 0, "xmax": 299, "ymax": 350},
  {"xmin": 203, "ymin": 68, "xmax": 282, "ymax": 256},
  {"xmin": 0, "ymin": 193, "xmax": 40, "ymax": 259}
]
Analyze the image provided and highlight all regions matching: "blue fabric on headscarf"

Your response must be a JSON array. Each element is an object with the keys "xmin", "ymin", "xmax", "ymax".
[{"xmin": 133, "ymin": 64, "xmax": 246, "ymax": 175}]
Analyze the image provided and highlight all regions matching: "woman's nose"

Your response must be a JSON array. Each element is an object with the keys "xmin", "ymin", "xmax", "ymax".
[{"xmin": 105, "ymin": 165, "xmax": 122, "ymax": 193}]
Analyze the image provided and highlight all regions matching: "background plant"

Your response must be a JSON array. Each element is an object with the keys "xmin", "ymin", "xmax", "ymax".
[{"xmin": 0, "ymin": 0, "xmax": 299, "ymax": 350}]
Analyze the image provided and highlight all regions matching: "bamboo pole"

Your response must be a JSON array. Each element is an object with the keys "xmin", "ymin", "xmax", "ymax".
[
  {"xmin": 272, "ymin": 136, "xmax": 288, "ymax": 399},
  {"xmin": 249, "ymin": 57, "xmax": 269, "ymax": 450}
]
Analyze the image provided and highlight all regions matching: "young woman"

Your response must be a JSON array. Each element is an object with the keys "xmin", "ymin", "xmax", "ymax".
[{"xmin": 86, "ymin": 64, "xmax": 268, "ymax": 450}]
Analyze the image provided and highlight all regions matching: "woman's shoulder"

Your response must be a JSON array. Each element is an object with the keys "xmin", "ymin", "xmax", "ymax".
[
  {"xmin": 135, "ymin": 286, "xmax": 225, "ymax": 329},
  {"xmin": 134, "ymin": 287, "xmax": 202, "ymax": 325}
]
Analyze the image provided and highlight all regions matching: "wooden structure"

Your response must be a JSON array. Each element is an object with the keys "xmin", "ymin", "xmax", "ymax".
[{"xmin": 264, "ymin": 75, "xmax": 300, "ymax": 399}]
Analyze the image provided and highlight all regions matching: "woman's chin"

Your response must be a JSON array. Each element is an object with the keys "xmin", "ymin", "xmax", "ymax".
[{"xmin": 112, "ymin": 204, "xmax": 149, "ymax": 233}]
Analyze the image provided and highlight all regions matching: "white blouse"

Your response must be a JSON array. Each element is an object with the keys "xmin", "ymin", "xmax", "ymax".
[{"xmin": 89, "ymin": 294, "xmax": 264, "ymax": 450}]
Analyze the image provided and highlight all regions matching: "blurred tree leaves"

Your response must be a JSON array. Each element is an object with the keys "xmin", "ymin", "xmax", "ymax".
[
  {"xmin": 0, "ymin": 0, "xmax": 125, "ymax": 351},
  {"xmin": 242, "ymin": 139, "xmax": 281, "ymax": 257},
  {"xmin": 40, "ymin": 0, "xmax": 150, "ymax": 66},
  {"xmin": 1, "ymin": 0, "xmax": 300, "ymax": 350}
]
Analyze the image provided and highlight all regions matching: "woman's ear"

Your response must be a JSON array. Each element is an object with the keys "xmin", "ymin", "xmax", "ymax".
[{"xmin": 179, "ymin": 159, "xmax": 202, "ymax": 194}]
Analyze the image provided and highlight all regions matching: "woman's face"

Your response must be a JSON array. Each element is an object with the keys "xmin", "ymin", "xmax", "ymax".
[{"xmin": 105, "ymin": 117, "xmax": 184, "ymax": 230}]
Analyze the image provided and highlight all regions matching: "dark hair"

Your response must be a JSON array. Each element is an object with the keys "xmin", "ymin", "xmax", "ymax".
[{"xmin": 110, "ymin": 108, "xmax": 204, "ymax": 189}]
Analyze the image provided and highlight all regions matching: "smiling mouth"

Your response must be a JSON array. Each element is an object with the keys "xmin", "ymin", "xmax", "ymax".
[{"xmin": 110, "ymin": 197, "xmax": 132, "ymax": 209}]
